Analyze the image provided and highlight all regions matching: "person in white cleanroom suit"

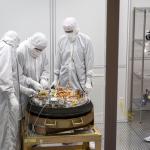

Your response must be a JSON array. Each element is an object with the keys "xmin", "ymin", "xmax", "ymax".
[
  {"xmin": 17, "ymin": 32, "xmax": 49, "ymax": 116},
  {"xmin": 52, "ymin": 17, "xmax": 94, "ymax": 93},
  {"xmin": 0, "ymin": 30, "xmax": 20, "ymax": 150}
]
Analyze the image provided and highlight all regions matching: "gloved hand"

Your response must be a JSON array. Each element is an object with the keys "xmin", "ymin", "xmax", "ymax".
[
  {"xmin": 51, "ymin": 75, "xmax": 59, "ymax": 89},
  {"xmin": 20, "ymin": 85, "xmax": 36, "ymax": 97},
  {"xmin": 25, "ymin": 88, "xmax": 36, "ymax": 97},
  {"xmin": 27, "ymin": 78, "xmax": 42, "ymax": 91},
  {"xmin": 85, "ymin": 78, "xmax": 92, "ymax": 94},
  {"xmin": 8, "ymin": 92, "xmax": 19, "ymax": 114},
  {"xmin": 40, "ymin": 79, "xmax": 49, "ymax": 89}
]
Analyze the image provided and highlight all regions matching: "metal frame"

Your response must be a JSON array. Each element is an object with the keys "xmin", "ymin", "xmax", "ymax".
[
  {"xmin": 130, "ymin": 8, "xmax": 136, "ymax": 113},
  {"xmin": 49, "ymin": 0, "xmax": 56, "ymax": 84},
  {"xmin": 140, "ymin": 9, "xmax": 146, "ymax": 122},
  {"xmin": 130, "ymin": 7, "xmax": 148, "ymax": 123}
]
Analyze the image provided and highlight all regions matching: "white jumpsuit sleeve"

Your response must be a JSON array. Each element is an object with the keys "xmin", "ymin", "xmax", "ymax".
[
  {"xmin": 17, "ymin": 47, "xmax": 32, "ymax": 86},
  {"xmin": 85, "ymin": 38, "xmax": 94, "ymax": 80},
  {"xmin": 0, "ymin": 44, "xmax": 14, "ymax": 94},
  {"xmin": 16, "ymin": 61, "xmax": 34, "ymax": 94},
  {"xmin": 54, "ymin": 41, "xmax": 62, "ymax": 78},
  {"xmin": 40, "ymin": 52, "xmax": 50, "ymax": 81}
]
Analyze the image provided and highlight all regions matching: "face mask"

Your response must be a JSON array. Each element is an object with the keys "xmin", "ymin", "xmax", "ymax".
[
  {"xmin": 66, "ymin": 33, "xmax": 76, "ymax": 42},
  {"xmin": 31, "ymin": 48, "xmax": 42, "ymax": 58}
]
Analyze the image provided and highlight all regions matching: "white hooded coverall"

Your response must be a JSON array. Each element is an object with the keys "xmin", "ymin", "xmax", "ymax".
[
  {"xmin": 54, "ymin": 17, "xmax": 94, "ymax": 91},
  {"xmin": 17, "ymin": 33, "xmax": 49, "ymax": 116},
  {"xmin": 0, "ymin": 31, "xmax": 20, "ymax": 150}
]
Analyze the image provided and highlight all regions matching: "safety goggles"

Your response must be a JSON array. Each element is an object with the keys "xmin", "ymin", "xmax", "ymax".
[
  {"xmin": 35, "ymin": 48, "xmax": 43, "ymax": 52},
  {"xmin": 65, "ymin": 30, "xmax": 73, "ymax": 33}
]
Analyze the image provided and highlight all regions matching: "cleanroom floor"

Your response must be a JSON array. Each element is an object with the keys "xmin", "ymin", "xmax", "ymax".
[{"xmin": 96, "ymin": 111, "xmax": 150, "ymax": 150}]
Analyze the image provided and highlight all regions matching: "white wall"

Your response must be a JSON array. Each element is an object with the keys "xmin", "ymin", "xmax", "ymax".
[
  {"xmin": 0, "ymin": 0, "xmax": 50, "ymax": 42},
  {"xmin": 0, "ymin": 0, "xmax": 130, "ymax": 123},
  {"xmin": 0, "ymin": 0, "xmax": 51, "ymax": 75},
  {"xmin": 132, "ymin": 0, "xmax": 150, "ymax": 7},
  {"xmin": 0, "ymin": 0, "xmax": 106, "ymax": 123}
]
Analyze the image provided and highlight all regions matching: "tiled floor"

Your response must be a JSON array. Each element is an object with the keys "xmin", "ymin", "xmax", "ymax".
[{"xmin": 95, "ymin": 111, "xmax": 150, "ymax": 150}]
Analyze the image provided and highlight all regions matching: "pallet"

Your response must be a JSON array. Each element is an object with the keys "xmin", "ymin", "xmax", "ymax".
[{"xmin": 21, "ymin": 120, "xmax": 101, "ymax": 150}]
